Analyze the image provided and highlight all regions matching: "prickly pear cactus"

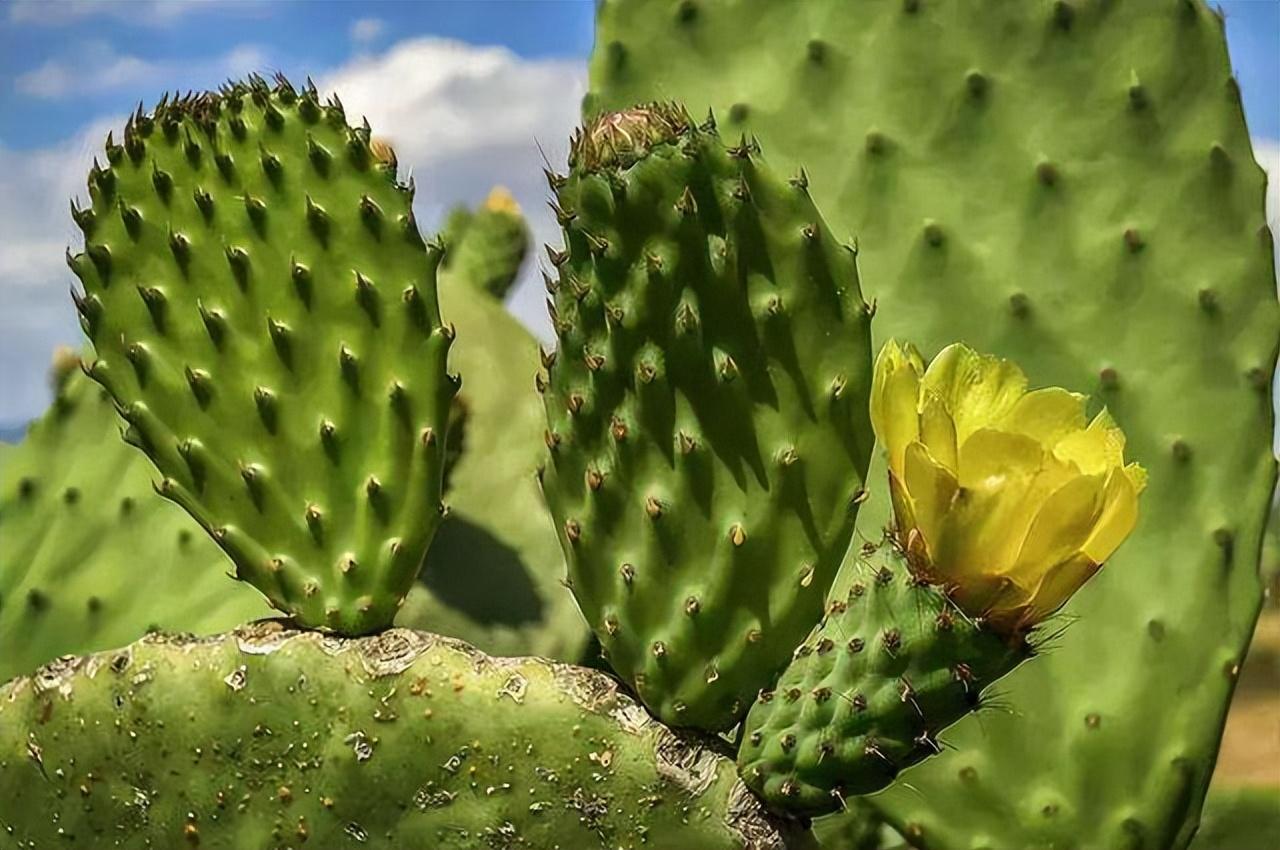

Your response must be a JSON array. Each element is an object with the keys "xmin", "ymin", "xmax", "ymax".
[
  {"xmin": 538, "ymin": 105, "xmax": 875, "ymax": 731},
  {"xmin": 440, "ymin": 186, "xmax": 530, "ymax": 302},
  {"xmin": 588, "ymin": 1, "xmax": 1279, "ymax": 846},
  {"xmin": 0, "ymin": 357, "xmax": 269, "ymax": 682},
  {"xmin": 738, "ymin": 537, "xmax": 1029, "ymax": 816},
  {"xmin": 0, "ymin": 621, "xmax": 810, "ymax": 849},
  {"xmin": 67, "ymin": 76, "xmax": 456, "ymax": 635}
]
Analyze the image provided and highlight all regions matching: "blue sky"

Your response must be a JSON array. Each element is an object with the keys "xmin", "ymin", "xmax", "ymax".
[{"xmin": 0, "ymin": 0, "xmax": 1276, "ymax": 434}]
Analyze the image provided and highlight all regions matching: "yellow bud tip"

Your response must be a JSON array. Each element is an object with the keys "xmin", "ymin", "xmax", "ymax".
[
  {"xmin": 871, "ymin": 340, "xmax": 1146, "ymax": 635},
  {"xmin": 482, "ymin": 186, "xmax": 521, "ymax": 216},
  {"xmin": 49, "ymin": 345, "xmax": 82, "ymax": 391},
  {"xmin": 369, "ymin": 137, "xmax": 397, "ymax": 166}
]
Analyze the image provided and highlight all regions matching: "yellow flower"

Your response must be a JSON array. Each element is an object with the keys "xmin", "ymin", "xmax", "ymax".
[{"xmin": 870, "ymin": 341, "xmax": 1146, "ymax": 634}]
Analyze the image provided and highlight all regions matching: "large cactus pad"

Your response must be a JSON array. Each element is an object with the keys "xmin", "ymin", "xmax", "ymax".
[
  {"xmin": 0, "ymin": 622, "xmax": 809, "ymax": 849},
  {"xmin": 589, "ymin": 1, "xmax": 1278, "ymax": 846}
]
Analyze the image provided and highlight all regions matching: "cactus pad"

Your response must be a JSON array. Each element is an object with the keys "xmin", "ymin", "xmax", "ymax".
[
  {"xmin": 589, "ymin": 1, "xmax": 1278, "ymax": 844},
  {"xmin": 538, "ymin": 105, "xmax": 875, "ymax": 731},
  {"xmin": 67, "ymin": 76, "xmax": 456, "ymax": 635},
  {"xmin": 738, "ymin": 537, "xmax": 1028, "ymax": 816},
  {"xmin": 439, "ymin": 187, "xmax": 530, "ymax": 302},
  {"xmin": 0, "ymin": 622, "xmax": 809, "ymax": 849}
]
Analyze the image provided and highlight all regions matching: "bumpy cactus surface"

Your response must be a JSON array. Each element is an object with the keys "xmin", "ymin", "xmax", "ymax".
[
  {"xmin": 68, "ymin": 77, "xmax": 456, "ymax": 635},
  {"xmin": 538, "ymin": 104, "xmax": 875, "ymax": 732},
  {"xmin": 738, "ymin": 534, "xmax": 1030, "ymax": 816},
  {"xmin": 0, "ymin": 621, "xmax": 806, "ymax": 849},
  {"xmin": 588, "ymin": 1, "xmax": 1279, "ymax": 845},
  {"xmin": 0, "ymin": 355, "xmax": 269, "ymax": 682}
]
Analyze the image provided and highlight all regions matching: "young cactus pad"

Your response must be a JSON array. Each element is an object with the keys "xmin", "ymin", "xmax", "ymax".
[
  {"xmin": 439, "ymin": 186, "xmax": 531, "ymax": 302},
  {"xmin": 538, "ymin": 104, "xmax": 875, "ymax": 731},
  {"xmin": 67, "ymin": 76, "xmax": 456, "ymax": 635},
  {"xmin": 0, "ymin": 622, "xmax": 808, "ymax": 849},
  {"xmin": 737, "ymin": 536, "xmax": 1030, "ymax": 816},
  {"xmin": 588, "ymin": 2, "xmax": 1278, "ymax": 845},
  {"xmin": 739, "ymin": 342, "xmax": 1143, "ymax": 816}
]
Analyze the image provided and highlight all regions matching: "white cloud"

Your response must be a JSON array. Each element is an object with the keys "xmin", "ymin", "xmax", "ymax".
[
  {"xmin": 0, "ymin": 116, "xmax": 124, "ymax": 427},
  {"xmin": 7, "ymin": 0, "xmax": 264, "ymax": 27},
  {"xmin": 1256, "ymin": 139, "xmax": 1280, "ymax": 458},
  {"xmin": 15, "ymin": 41, "xmax": 270, "ymax": 100},
  {"xmin": 350, "ymin": 17, "xmax": 385, "ymax": 45},
  {"xmin": 318, "ymin": 37, "xmax": 586, "ymax": 344},
  {"xmin": 1258, "ymin": 140, "xmax": 1279, "ymax": 253}
]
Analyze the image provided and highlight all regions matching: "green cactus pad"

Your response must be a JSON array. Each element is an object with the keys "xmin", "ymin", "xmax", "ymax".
[
  {"xmin": 812, "ymin": 801, "xmax": 890, "ymax": 850},
  {"xmin": 738, "ymin": 537, "xmax": 1029, "ymax": 816},
  {"xmin": 0, "ymin": 622, "xmax": 810, "ymax": 849},
  {"xmin": 67, "ymin": 76, "xmax": 456, "ymax": 635},
  {"xmin": 440, "ymin": 188, "xmax": 530, "ymax": 302},
  {"xmin": 538, "ymin": 105, "xmax": 875, "ymax": 732},
  {"xmin": 0, "ymin": 362, "xmax": 270, "ymax": 682},
  {"xmin": 589, "ymin": 1, "xmax": 1278, "ymax": 844}
]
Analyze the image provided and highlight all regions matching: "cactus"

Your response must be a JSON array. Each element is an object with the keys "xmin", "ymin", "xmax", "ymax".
[
  {"xmin": 812, "ymin": 801, "xmax": 889, "ymax": 850},
  {"xmin": 2, "ymin": 103, "xmax": 582, "ymax": 683},
  {"xmin": 0, "ymin": 352, "xmax": 269, "ymax": 682},
  {"xmin": 537, "ymin": 105, "xmax": 875, "ymax": 732},
  {"xmin": 0, "ymin": 621, "xmax": 808, "ymax": 849},
  {"xmin": 587, "ymin": 1, "xmax": 1279, "ymax": 845},
  {"xmin": 3, "ymin": 24, "xmax": 1268, "ymax": 843},
  {"xmin": 0, "ymin": 312, "xmax": 588, "ymax": 677},
  {"xmin": 440, "ymin": 186, "xmax": 530, "ymax": 302},
  {"xmin": 737, "ymin": 535, "xmax": 1030, "ymax": 816},
  {"xmin": 67, "ymin": 76, "xmax": 457, "ymax": 635},
  {"xmin": 739, "ymin": 340, "xmax": 1143, "ymax": 815}
]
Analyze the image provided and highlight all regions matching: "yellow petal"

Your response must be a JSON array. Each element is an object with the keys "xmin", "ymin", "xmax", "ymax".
[
  {"xmin": 1005, "ymin": 473, "xmax": 1106, "ymax": 588},
  {"xmin": 1022, "ymin": 553, "xmax": 1101, "ymax": 625},
  {"xmin": 934, "ymin": 429, "xmax": 1047, "ymax": 579},
  {"xmin": 1080, "ymin": 466, "xmax": 1141, "ymax": 564},
  {"xmin": 1000, "ymin": 387, "xmax": 1087, "ymax": 446},
  {"xmin": 1124, "ymin": 461, "xmax": 1148, "ymax": 494},
  {"xmin": 1053, "ymin": 408, "xmax": 1125, "ymax": 475},
  {"xmin": 919, "ymin": 391, "xmax": 958, "ymax": 472},
  {"xmin": 871, "ymin": 341, "xmax": 924, "ymax": 476},
  {"xmin": 922, "ymin": 344, "xmax": 1027, "ymax": 444},
  {"xmin": 951, "ymin": 573, "xmax": 1035, "ymax": 631},
  {"xmin": 888, "ymin": 468, "xmax": 920, "ymax": 547},
  {"xmin": 903, "ymin": 442, "xmax": 959, "ymax": 554}
]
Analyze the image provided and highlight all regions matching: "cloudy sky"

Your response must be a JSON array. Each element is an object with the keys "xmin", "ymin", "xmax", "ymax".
[{"xmin": 0, "ymin": 0, "xmax": 1276, "ymax": 435}]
